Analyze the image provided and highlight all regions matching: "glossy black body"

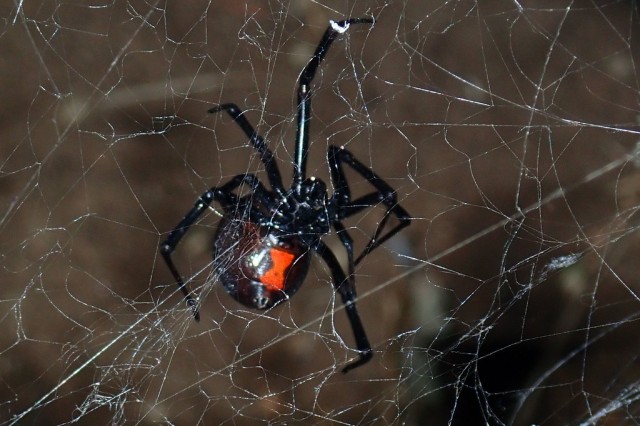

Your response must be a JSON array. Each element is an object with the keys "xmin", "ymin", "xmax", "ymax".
[{"xmin": 161, "ymin": 18, "xmax": 411, "ymax": 373}]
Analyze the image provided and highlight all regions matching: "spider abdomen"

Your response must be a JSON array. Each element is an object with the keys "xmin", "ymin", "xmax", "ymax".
[{"xmin": 213, "ymin": 217, "xmax": 311, "ymax": 310}]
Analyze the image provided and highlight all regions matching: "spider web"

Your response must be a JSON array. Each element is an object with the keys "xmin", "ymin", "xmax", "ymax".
[{"xmin": 3, "ymin": 0, "xmax": 640, "ymax": 424}]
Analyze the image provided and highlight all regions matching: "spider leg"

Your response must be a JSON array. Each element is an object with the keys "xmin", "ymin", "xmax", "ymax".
[
  {"xmin": 328, "ymin": 145, "xmax": 411, "ymax": 265},
  {"xmin": 208, "ymin": 103, "xmax": 285, "ymax": 195},
  {"xmin": 160, "ymin": 174, "xmax": 266, "ymax": 320},
  {"xmin": 333, "ymin": 220, "xmax": 354, "ymax": 279},
  {"xmin": 293, "ymin": 17, "xmax": 374, "ymax": 185},
  {"xmin": 315, "ymin": 240, "xmax": 372, "ymax": 373}
]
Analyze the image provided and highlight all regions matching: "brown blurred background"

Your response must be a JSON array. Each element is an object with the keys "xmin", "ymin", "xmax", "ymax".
[{"xmin": 2, "ymin": 0, "xmax": 640, "ymax": 424}]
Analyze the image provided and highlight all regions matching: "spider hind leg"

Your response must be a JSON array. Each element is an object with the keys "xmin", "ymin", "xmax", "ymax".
[{"xmin": 315, "ymin": 240, "xmax": 372, "ymax": 373}]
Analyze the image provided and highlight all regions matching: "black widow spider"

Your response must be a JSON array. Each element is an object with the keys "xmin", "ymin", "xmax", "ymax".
[{"xmin": 161, "ymin": 17, "xmax": 410, "ymax": 373}]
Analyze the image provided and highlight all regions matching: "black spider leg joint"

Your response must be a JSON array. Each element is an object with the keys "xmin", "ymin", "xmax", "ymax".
[
  {"xmin": 328, "ymin": 146, "xmax": 411, "ymax": 265},
  {"xmin": 293, "ymin": 17, "xmax": 375, "ymax": 185},
  {"xmin": 208, "ymin": 103, "xmax": 286, "ymax": 196}
]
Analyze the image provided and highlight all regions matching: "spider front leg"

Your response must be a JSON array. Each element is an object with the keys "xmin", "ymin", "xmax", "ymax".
[
  {"xmin": 328, "ymin": 145, "xmax": 411, "ymax": 265},
  {"xmin": 294, "ymin": 17, "xmax": 374, "ymax": 184},
  {"xmin": 208, "ymin": 103, "xmax": 285, "ymax": 195},
  {"xmin": 160, "ymin": 174, "xmax": 266, "ymax": 320},
  {"xmin": 316, "ymin": 240, "xmax": 372, "ymax": 373}
]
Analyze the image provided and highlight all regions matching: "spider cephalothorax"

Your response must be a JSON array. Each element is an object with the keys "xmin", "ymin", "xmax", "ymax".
[{"xmin": 161, "ymin": 18, "xmax": 411, "ymax": 373}]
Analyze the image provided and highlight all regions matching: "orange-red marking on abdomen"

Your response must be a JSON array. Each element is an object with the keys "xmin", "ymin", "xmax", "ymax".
[{"xmin": 261, "ymin": 248, "xmax": 296, "ymax": 291}]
